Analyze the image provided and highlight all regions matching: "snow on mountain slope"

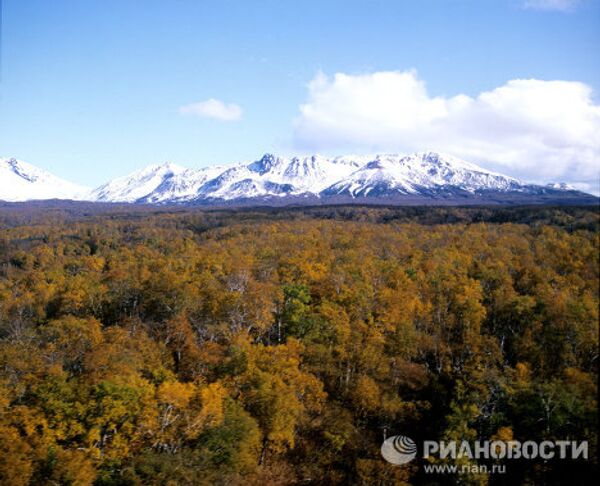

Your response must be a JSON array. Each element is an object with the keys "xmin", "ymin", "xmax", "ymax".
[
  {"xmin": 89, "ymin": 154, "xmax": 364, "ymax": 202},
  {"xmin": 91, "ymin": 162, "xmax": 187, "ymax": 202},
  {"xmin": 246, "ymin": 154, "xmax": 362, "ymax": 193},
  {"xmin": 0, "ymin": 157, "xmax": 90, "ymax": 201},
  {"xmin": 322, "ymin": 152, "xmax": 523, "ymax": 197},
  {"xmin": 195, "ymin": 154, "xmax": 362, "ymax": 200},
  {"xmin": 139, "ymin": 165, "xmax": 230, "ymax": 203}
]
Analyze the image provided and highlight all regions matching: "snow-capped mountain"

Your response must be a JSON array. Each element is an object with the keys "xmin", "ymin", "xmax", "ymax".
[
  {"xmin": 194, "ymin": 154, "xmax": 363, "ymax": 200},
  {"xmin": 89, "ymin": 152, "xmax": 586, "ymax": 204},
  {"xmin": 0, "ymin": 157, "xmax": 90, "ymax": 201},
  {"xmin": 92, "ymin": 162, "xmax": 187, "ymax": 203},
  {"xmin": 0, "ymin": 152, "xmax": 595, "ymax": 205},
  {"xmin": 87, "ymin": 154, "xmax": 364, "ymax": 203},
  {"xmin": 322, "ymin": 152, "xmax": 524, "ymax": 198}
]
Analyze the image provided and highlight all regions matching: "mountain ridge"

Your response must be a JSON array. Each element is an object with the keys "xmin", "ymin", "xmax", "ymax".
[{"xmin": 1, "ymin": 152, "xmax": 596, "ymax": 205}]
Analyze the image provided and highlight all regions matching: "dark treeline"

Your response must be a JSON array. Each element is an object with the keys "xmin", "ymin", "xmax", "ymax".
[
  {"xmin": 0, "ymin": 205, "xmax": 597, "ymax": 485},
  {"xmin": 0, "ymin": 202, "xmax": 598, "ymax": 231}
]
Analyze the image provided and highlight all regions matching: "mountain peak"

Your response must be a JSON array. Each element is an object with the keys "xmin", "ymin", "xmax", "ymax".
[
  {"xmin": 249, "ymin": 153, "xmax": 280, "ymax": 175},
  {"xmin": 138, "ymin": 162, "xmax": 185, "ymax": 175},
  {"xmin": 91, "ymin": 162, "xmax": 187, "ymax": 203},
  {"xmin": 0, "ymin": 156, "xmax": 90, "ymax": 201}
]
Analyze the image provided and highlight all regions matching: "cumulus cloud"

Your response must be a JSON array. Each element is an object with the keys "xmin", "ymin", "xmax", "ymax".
[
  {"xmin": 179, "ymin": 98, "xmax": 242, "ymax": 121},
  {"xmin": 293, "ymin": 70, "xmax": 600, "ymax": 192},
  {"xmin": 523, "ymin": 0, "xmax": 581, "ymax": 12}
]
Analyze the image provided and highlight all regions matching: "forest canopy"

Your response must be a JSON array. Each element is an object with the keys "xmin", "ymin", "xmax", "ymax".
[{"xmin": 0, "ymin": 205, "xmax": 597, "ymax": 485}]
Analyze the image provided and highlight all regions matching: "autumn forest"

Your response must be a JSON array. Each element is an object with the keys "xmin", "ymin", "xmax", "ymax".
[{"xmin": 0, "ymin": 204, "xmax": 597, "ymax": 485}]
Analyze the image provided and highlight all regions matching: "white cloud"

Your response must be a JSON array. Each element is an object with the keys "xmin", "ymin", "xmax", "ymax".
[
  {"xmin": 523, "ymin": 0, "xmax": 581, "ymax": 12},
  {"xmin": 179, "ymin": 98, "xmax": 242, "ymax": 121},
  {"xmin": 293, "ymin": 70, "xmax": 600, "ymax": 191}
]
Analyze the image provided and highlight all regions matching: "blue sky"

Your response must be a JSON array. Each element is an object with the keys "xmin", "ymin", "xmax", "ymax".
[{"xmin": 1, "ymin": 0, "xmax": 599, "ymax": 190}]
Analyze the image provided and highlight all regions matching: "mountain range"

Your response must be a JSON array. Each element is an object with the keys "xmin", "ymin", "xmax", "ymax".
[{"xmin": 1, "ymin": 152, "xmax": 597, "ymax": 206}]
